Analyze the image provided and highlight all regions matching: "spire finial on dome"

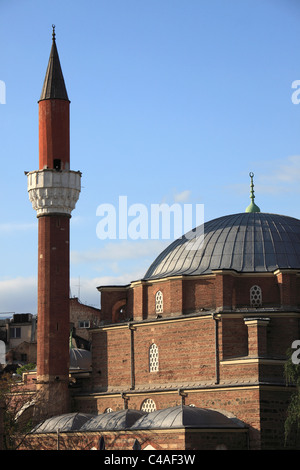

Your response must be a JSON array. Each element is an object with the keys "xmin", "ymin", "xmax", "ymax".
[{"xmin": 245, "ymin": 172, "xmax": 260, "ymax": 213}]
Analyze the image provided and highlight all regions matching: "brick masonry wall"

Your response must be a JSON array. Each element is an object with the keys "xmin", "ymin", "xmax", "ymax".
[
  {"xmin": 99, "ymin": 271, "xmax": 299, "ymax": 327},
  {"xmin": 220, "ymin": 317, "xmax": 248, "ymax": 359},
  {"xmin": 269, "ymin": 316, "xmax": 300, "ymax": 356},
  {"xmin": 259, "ymin": 388, "xmax": 294, "ymax": 449},
  {"xmin": 91, "ymin": 326, "xmax": 131, "ymax": 390},
  {"xmin": 100, "ymin": 288, "xmax": 128, "ymax": 323},
  {"xmin": 37, "ymin": 215, "xmax": 70, "ymax": 378},
  {"xmin": 91, "ymin": 316, "xmax": 217, "ymax": 391},
  {"xmin": 233, "ymin": 275, "xmax": 281, "ymax": 308},
  {"xmin": 134, "ymin": 317, "xmax": 216, "ymax": 386},
  {"xmin": 74, "ymin": 382, "xmax": 294, "ymax": 449},
  {"xmin": 74, "ymin": 387, "xmax": 259, "ymax": 448},
  {"xmin": 78, "ymin": 268, "xmax": 300, "ymax": 449},
  {"xmin": 186, "ymin": 429, "xmax": 248, "ymax": 450},
  {"xmin": 21, "ymin": 428, "xmax": 248, "ymax": 450},
  {"xmin": 183, "ymin": 277, "xmax": 215, "ymax": 312},
  {"xmin": 84, "ymin": 305, "xmax": 300, "ymax": 449}
]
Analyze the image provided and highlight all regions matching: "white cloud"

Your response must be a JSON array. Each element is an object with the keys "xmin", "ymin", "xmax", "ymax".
[
  {"xmin": 0, "ymin": 222, "xmax": 37, "ymax": 234},
  {"xmin": 71, "ymin": 239, "xmax": 168, "ymax": 265},
  {"xmin": 227, "ymin": 156, "xmax": 300, "ymax": 197},
  {"xmin": 173, "ymin": 190, "xmax": 191, "ymax": 203},
  {"xmin": 0, "ymin": 276, "xmax": 37, "ymax": 314},
  {"xmin": 0, "ymin": 269, "xmax": 148, "ymax": 316},
  {"xmin": 70, "ymin": 240, "xmax": 170, "ymax": 306},
  {"xmin": 261, "ymin": 155, "xmax": 300, "ymax": 185},
  {"xmin": 70, "ymin": 268, "xmax": 148, "ymax": 308}
]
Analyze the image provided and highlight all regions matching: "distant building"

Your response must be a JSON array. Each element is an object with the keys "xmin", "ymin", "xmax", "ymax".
[
  {"xmin": 69, "ymin": 298, "xmax": 101, "ymax": 346},
  {"xmin": 0, "ymin": 300, "xmax": 100, "ymax": 369},
  {"xmin": 0, "ymin": 314, "xmax": 37, "ymax": 365}
]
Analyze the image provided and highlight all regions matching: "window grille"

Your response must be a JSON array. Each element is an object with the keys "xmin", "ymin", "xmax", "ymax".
[
  {"xmin": 149, "ymin": 343, "xmax": 159, "ymax": 372},
  {"xmin": 141, "ymin": 398, "xmax": 156, "ymax": 413},
  {"xmin": 250, "ymin": 285, "xmax": 262, "ymax": 307},
  {"xmin": 155, "ymin": 291, "xmax": 163, "ymax": 314}
]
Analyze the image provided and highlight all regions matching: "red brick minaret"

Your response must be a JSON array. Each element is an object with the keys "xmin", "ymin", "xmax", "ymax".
[{"xmin": 27, "ymin": 26, "xmax": 81, "ymax": 417}]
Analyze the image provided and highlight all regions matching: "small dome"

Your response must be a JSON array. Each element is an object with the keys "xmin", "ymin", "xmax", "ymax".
[
  {"xmin": 132, "ymin": 405, "xmax": 246, "ymax": 429},
  {"xmin": 144, "ymin": 212, "xmax": 300, "ymax": 280},
  {"xmin": 32, "ymin": 412, "xmax": 94, "ymax": 433},
  {"xmin": 80, "ymin": 409, "xmax": 146, "ymax": 431}
]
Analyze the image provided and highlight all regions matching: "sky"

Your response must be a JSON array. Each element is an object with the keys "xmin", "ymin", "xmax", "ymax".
[{"xmin": 0, "ymin": 0, "xmax": 300, "ymax": 314}]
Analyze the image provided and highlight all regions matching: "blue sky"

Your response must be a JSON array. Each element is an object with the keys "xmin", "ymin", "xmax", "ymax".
[{"xmin": 1, "ymin": 0, "xmax": 300, "ymax": 314}]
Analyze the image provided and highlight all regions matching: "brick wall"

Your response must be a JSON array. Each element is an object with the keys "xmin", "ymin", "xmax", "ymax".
[
  {"xmin": 91, "ymin": 316, "xmax": 217, "ymax": 392},
  {"xmin": 234, "ymin": 275, "xmax": 281, "ymax": 308},
  {"xmin": 99, "ymin": 287, "xmax": 128, "ymax": 323},
  {"xmin": 21, "ymin": 427, "xmax": 248, "ymax": 450},
  {"xmin": 98, "ymin": 270, "xmax": 300, "ymax": 327}
]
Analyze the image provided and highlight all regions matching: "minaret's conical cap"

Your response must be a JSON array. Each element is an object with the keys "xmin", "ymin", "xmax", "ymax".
[{"xmin": 39, "ymin": 25, "xmax": 69, "ymax": 102}]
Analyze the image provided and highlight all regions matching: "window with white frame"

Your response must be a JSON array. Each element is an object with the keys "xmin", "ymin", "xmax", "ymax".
[
  {"xmin": 149, "ymin": 343, "xmax": 159, "ymax": 372},
  {"xmin": 78, "ymin": 320, "xmax": 90, "ymax": 328},
  {"xmin": 141, "ymin": 398, "xmax": 156, "ymax": 412},
  {"xmin": 250, "ymin": 285, "xmax": 262, "ymax": 307},
  {"xmin": 10, "ymin": 327, "xmax": 21, "ymax": 339},
  {"xmin": 155, "ymin": 290, "xmax": 163, "ymax": 314}
]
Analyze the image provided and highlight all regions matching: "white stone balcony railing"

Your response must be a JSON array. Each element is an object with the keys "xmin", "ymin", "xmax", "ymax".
[{"xmin": 27, "ymin": 169, "xmax": 81, "ymax": 217}]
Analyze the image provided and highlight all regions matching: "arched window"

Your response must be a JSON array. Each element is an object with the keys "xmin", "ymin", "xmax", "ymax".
[
  {"xmin": 104, "ymin": 407, "xmax": 113, "ymax": 413},
  {"xmin": 250, "ymin": 285, "xmax": 262, "ymax": 307},
  {"xmin": 149, "ymin": 343, "xmax": 159, "ymax": 372},
  {"xmin": 155, "ymin": 290, "xmax": 163, "ymax": 314},
  {"xmin": 112, "ymin": 299, "xmax": 127, "ymax": 323},
  {"xmin": 141, "ymin": 398, "xmax": 156, "ymax": 412}
]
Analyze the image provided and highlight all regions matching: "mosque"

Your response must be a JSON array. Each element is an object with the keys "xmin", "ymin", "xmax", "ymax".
[{"xmin": 14, "ymin": 29, "xmax": 300, "ymax": 450}]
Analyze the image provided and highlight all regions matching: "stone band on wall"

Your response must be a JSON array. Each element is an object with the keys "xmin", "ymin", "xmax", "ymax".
[{"xmin": 27, "ymin": 169, "xmax": 81, "ymax": 216}]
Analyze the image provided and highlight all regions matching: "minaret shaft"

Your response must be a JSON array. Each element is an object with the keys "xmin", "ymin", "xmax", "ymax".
[
  {"xmin": 39, "ymin": 99, "xmax": 70, "ymax": 170},
  {"xmin": 37, "ymin": 215, "xmax": 70, "ymax": 379}
]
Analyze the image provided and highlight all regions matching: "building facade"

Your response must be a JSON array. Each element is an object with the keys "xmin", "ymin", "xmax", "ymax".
[
  {"xmin": 70, "ymin": 211, "xmax": 300, "ymax": 450},
  {"xmin": 17, "ymin": 29, "xmax": 300, "ymax": 451}
]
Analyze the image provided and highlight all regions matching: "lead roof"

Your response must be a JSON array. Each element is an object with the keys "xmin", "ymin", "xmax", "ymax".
[
  {"xmin": 39, "ymin": 28, "xmax": 69, "ymax": 102},
  {"xmin": 144, "ymin": 212, "xmax": 300, "ymax": 280},
  {"xmin": 32, "ymin": 406, "xmax": 245, "ymax": 433}
]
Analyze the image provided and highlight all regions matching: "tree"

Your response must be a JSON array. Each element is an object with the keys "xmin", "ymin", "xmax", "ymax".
[
  {"xmin": 284, "ymin": 347, "xmax": 300, "ymax": 448},
  {"xmin": 0, "ymin": 372, "xmax": 99, "ymax": 450},
  {"xmin": 0, "ymin": 372, "xmax": 35, "ymax": 449}
]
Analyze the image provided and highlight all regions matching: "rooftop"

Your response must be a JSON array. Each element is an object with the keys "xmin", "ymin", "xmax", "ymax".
[{"xmin": 144, "ymin": 212, "xmax": 300, "ymax": 280}]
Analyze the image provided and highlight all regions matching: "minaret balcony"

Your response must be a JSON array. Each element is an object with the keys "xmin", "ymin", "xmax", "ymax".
[{"xmin": 27, "ymin": 168, "xmax": 81, "ymax": 217}]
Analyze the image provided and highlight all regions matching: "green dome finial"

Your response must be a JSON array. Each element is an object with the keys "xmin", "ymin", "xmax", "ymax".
[{"xmin": 245, "ymin": 172, "xmax": 260, "ymax": 213}]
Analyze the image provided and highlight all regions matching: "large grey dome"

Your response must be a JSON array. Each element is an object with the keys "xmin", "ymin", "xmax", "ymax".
[{"xmin": 144, "ymin": 212, "xmax": 300, "ymax": 280}]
